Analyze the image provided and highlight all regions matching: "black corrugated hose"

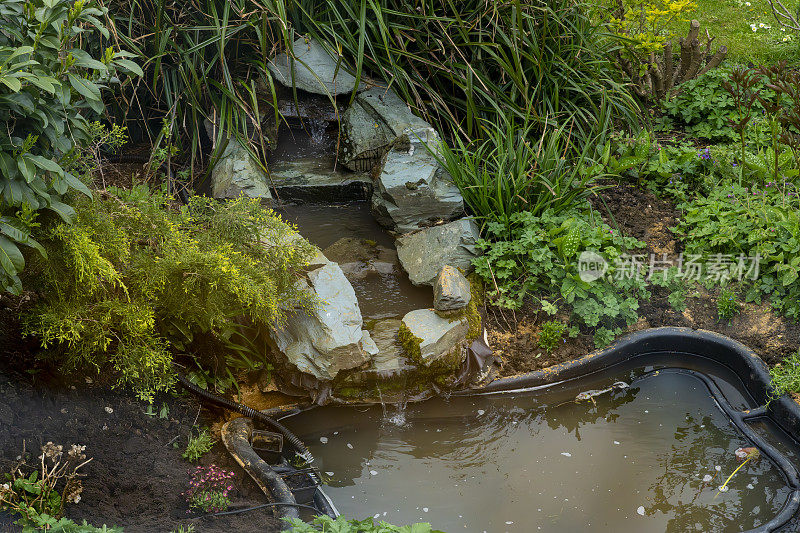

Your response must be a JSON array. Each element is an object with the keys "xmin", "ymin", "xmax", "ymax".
[{"xmin": 176, "ymin": 372, "xmax": 314, "ymax": 463}]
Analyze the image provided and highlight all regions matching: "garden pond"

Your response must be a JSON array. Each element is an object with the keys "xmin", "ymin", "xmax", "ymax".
[{"xmin": 283, "ymin": 353, "xmax": 800, "ymax": 532}]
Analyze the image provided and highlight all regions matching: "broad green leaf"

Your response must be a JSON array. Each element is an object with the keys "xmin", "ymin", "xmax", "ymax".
[
  {"xmin": 47, "ymin": 199, "xmax": 76, "ymax": 223},
  {"xmin": 0, "ymin": 235, "xmax": 24, "ymax": 275},
  {"xmin": 114, "ymin": 58, "xmax": 143, "ymax": 77},
  {"xmin": 17, "ymin": 156, "xmax": 36, "ymax": 183},
  {"xmin": 26, "ymin": 154, "xmax": 62, "ymax": 174},
  {"xmin": 67, "ymin": 72, "xmax": 101, "ymax": 102}
]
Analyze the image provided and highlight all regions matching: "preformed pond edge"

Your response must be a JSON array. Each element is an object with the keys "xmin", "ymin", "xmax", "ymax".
[{"xmin": 458, "ymin": 326, "xmax": 800, "ymax": 533}]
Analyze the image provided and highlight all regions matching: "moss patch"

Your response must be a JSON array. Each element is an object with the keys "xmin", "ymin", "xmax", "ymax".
[
  {"xmin": 465, "ymin": 273, "xmax": 485, "ymax": 341},
  {"xmin": 398, "ymin": 321, "xmax": 423, "ymax": 363}
]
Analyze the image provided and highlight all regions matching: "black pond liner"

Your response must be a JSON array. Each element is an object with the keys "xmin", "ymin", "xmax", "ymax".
[
  {"xmin": 449, "ymin": 326, "xmax": 800, "ymax": 533},
  {"xmin": 207, "ymin": 327, "xmax": 800, "ymax": 532}
]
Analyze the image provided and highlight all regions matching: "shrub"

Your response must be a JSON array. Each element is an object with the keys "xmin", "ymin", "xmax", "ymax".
[
  {"xmin": 23, "ymin": 185, "xmax": 316, "ymax": 401},
  {"xmin": 661, "ymin": 68, "xmax": 773, "ymax": 143},
  {"xmin": 0, "ymin": 0, "xmax": 139, "ymax": 294},
  {"xmin": 474, "ymin": 206, "xmax": 647, "ymax": 347}
]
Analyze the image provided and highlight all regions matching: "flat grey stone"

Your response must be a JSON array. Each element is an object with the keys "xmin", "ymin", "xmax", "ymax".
[
  {"xmin": 271, "ymin": 261, "xmax": 371, "ymax": 380},
  {"xmin": 396, "ymin": 219, "xmax": 482, "ymax": 286},
  {"xmin": 210, "ymin": 140, "xmax": 272, "ymax": 199},
  {"xmin": 371, "ymin": 146, "xmax": 463, "ymax": 233},
  {"xmin": 268, "ymin": 38, "xmax": 367, "ymax": 96},
  {"xmin": 270, "ymin": 158, "xmax": 371, "ymax": 202},
  {"xmin": 340, "ymin": 87, "xmax": 437, "ymax": 172},
  {"xmin": 434, "ymin": 265, "xmax": 471, "ymax": 312},
  {"xmin": 401, "ymin": 309, "xmax": 468, "ymax": 366}
]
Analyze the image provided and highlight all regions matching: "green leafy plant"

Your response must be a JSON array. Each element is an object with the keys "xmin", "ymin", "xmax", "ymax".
[
  {"xmin": 435, "ymin": 117, "xmax": 606, "ymax": 229},
  {"xmin": 14, "ymin": 510, "xmax": 121, "ymax": 533},
  {"xmin": 183, "ymin": 430, "xmax": 215, "ymax": 463},
  {"xmin": 285, "ymin": 515, "xmax": 443, "ymax": 533},
  {"xmin": 294, "ymin": 0, "xmax": 639, "ymax": 143},
  {"xmin": 770, "ymin": 351, "xmax": 800, "ymax": 397},
  {"xmin": 474, "ymin": 206, "xmax": 647, "ymax": 348},
  {"xmin": 675, "ymin": 181, "xmax": 800, "ymax": 319},
  {"xmin": 662, "ymin": 68, "xmax": 772, "ymax": 143},
  {"xmin": 717, "ymin": 287, "xmax": 740, "ymax": 322},
  {"xmin": 537, "ymin": 320, "xmax": 574, "ymax": 353},
  {"xmin": 0, "ymin": 0, "xmax": 140, "ymax": 294},
  {"xmin": 23, "ymin": 184, "xmax": 316, "ymax": 401}
]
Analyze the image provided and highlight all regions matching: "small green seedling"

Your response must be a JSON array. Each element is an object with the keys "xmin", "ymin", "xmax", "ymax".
[
  {"xmin": 717, "ymin": 287, "xmax": 740, "ymax": 322},
  {"xmin": 183, "ymin": 429, "xmax": 215, "ymax": 462},
  {"xmin": 538, "ymin": 320, "xmax": 568, "ymax": 353}
]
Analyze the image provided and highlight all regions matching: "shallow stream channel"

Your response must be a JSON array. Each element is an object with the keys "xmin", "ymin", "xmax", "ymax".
[{"xmin": 282, "ymin": 354, "xmax": 800, "ymax": 532}]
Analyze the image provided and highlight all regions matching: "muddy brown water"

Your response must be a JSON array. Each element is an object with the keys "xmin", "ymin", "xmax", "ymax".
[
  {"xmin": 275, "ymin": 202, "xmax": 433, "ymax": 320},
  {"xmin": 285, "ymin": 355, "xmax": 800, "ymax": 532}
]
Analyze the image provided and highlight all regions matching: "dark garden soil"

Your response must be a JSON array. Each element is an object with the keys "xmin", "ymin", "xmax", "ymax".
[
  {"xmin": 489, "ymin": 183, "xmax": 800, "ymax": 377},
  {"xmin": 0, "ymin": 355, "xmax": 283, "ymax": 532}
]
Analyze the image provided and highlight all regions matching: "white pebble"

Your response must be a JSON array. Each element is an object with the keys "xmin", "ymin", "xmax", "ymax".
[
  {"xmin": 703, "ymin": 475, "xmax": 713, "ymax": 482},
  {"xmin": 319, "ymin": 437, "xmax": 328, "ymax": 444},
  {"xmin": 347, "ymin": 443, "xmax": 353, "ymax": 449},
  {"xmin": 637, "ymin": 506, "xmax": 645, "ymax": 516},
  {"xmin": 561, "ymin": 452, "xmax": 572, "ymax": 457},
  {"xmin": 505, "ymin": 521, "xmax": 513, "ymax": 525},
  {"xmin": 613, "ymin": 441, "xmax": 620, "ymax": 445},
  {"xmin": 104, "ymin": 406, "xmax": 113, "ymax": 414},
  {"xmin": 370, "ymin": 470, "xmax": 378, "ymax": 476}
]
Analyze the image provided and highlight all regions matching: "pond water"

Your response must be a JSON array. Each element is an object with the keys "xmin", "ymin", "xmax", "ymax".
[
  {"xmin": 285, "ymin": 356, "xmax": 798, "ymax": 532},
  {"xmin": 274, "ymin": 202, "xmax": 432, "ymax": 320}
]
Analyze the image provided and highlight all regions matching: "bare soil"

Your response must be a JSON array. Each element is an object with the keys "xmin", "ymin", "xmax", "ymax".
[{"xmin": 0, "ymin": 359, "xmax": 282, "ymax": 533}]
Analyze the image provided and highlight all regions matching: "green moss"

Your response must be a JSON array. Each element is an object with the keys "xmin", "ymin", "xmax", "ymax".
[
  {"xmin": 465, "ymin": 274, "xmax": 484, "ymax": 341},
  {"xmin": 398, "ymin": 321, "xmax": 423, "ymax": 363}
]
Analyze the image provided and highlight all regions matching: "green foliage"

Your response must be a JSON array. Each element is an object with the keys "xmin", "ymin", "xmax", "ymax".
[
  {"xmin": 435, "ymin": 118, "xmax": 605, "ymax": 229},
  {"xmin": 23, "ymin": 185, "xmax": 316, "ymax": 401},
  {"xmin": 609, "ymin": 0, "xmax": 697, "ymax": 63},
  {"xmin": 109, "ymin": 0, "xmax": 287, "ymax": 174},
  {"xmin": 537, "ymin": 320, "xmax": 577, "ymax": 353},
  {"xmin": 285, "ymin": 515, "xmax": 443, "ymax": 533},
  {"xmin": 770, "ymin": 351, "xmax": 800, "ymax": 397},
  {"xmin": 294, "ymin": 0, "xmax": 639, "ymax": 143},
  {"xmin": 717, "ymin": 286, "xmax": 740, "ymax": 322},
  {"xmin": 17, "ymin": 509, "xmax": 121, "ymax": 533},
  {"xmin": 474, "ymin": 207, "xmax": 647, "ymax": 347},
  {"xmin": 0, "ymin": 0, "xmax": 139, "ymax": 293},
  {"xmin": 675, "ymin": 181, "xmax": 800, "ymax": 318},
  {"xmin": 183, "ymin": 430, "xmax": 215, "ymax": 463},
  {"xmin": 661, "ymin": 68, "xmax": 773, "ymax": 143}
]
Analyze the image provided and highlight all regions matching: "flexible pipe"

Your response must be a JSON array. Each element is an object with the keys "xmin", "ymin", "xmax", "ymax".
[{"xmin": 176, "ymin": 371, "xmax": 314, "ymax": 463}]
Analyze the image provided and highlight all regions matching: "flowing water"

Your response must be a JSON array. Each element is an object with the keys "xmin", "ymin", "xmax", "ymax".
[
  {"xmin": 274, "ymin": 202, "xmax": 433, "ymax": 320},
  {"xmin": 285, "ymin": 355, "xmax": 798, "ymax": 532}
]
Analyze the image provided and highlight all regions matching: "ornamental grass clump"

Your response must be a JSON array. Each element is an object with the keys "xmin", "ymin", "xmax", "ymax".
[{"xmin": 185, "ymin": 465, "xmax": 235, "ymax": 514}]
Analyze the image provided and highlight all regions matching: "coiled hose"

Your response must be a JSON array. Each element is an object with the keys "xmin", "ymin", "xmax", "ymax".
[{"xmin": 176, "ymin": 372, "xmax": 314, "ymax": 463}]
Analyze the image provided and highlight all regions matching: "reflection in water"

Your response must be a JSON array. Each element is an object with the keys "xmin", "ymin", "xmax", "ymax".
[{"xmin": 287, "ymin": 368, "xmax": 795, "ymax": 532}]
